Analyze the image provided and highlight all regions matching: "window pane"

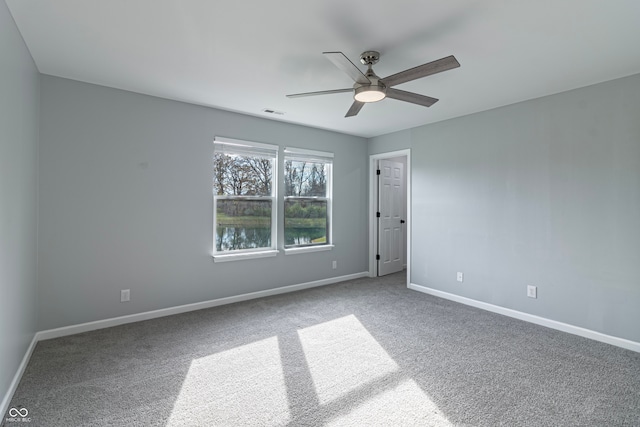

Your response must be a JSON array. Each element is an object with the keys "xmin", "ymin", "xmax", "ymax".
[
  {"xmin": 284, "ymin": 160, "xmax": 327, "ymax": 197},
  {"xmin": 214, "ymin": 153, "xmax": 273, "ymax": 196},
  {"xmin": 216, "ymin": 200, "xmax": 272, "ymax": 251},
  {"xmin": 285, "ymin": 199, "xmax": 327, "ymax": 247}
]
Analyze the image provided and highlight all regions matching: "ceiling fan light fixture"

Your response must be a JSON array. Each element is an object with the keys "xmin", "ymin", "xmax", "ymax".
[
  {"xmin": 354, "ymin": 85, "xmax": 386, "ymax": 103},
  {"xmin": 287, "ymin": 51, "xmax": 459, "ymax": 117}
]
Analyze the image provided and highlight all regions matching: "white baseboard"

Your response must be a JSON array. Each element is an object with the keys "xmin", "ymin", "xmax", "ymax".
[
  {"xmin": 1, "ymin": 335, "xmax": 38, "ymax": 419},
  {"xmin": 408, "ymin": 283, "xmax": 640, "ymax": 353},
  {"xmin": 37, "ymin": 272, "xmax": 369, "ymax": 341}
]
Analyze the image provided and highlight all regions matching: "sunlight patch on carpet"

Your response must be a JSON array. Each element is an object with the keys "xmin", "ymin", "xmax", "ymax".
[
  {"xmin": 326, "ymin": 378, "xmax": 452, "ymax": 426},
  {"xmin": 297, "ymin": 314, "xmax": 399, "ymax": 404},
  {"xmin": 167, "ymin": 336, "xmax": 290, "ymax": 426}
]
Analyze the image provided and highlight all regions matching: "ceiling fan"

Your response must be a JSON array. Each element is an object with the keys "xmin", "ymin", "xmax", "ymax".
[{"xmin": 287, "ymin": 51, "xmax": 460, "ymax": 117}]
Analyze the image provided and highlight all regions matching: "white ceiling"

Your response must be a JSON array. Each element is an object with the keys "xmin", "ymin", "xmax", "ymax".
[{"xmin": 7, "ymin": 0, "xmax": 640, "ymax": 138}]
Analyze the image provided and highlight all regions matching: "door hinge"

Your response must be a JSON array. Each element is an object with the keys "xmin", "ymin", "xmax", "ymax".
[
  {"xmin": 376, "ymin": 212, "xmax": 380, "ymax": 218},
  {"xmin": 376, "ymin": 169, "xmax": 381, "ymax": 175},
  {"xmin": 376, "ymin": 254, "xmax": 380, "ymax": 260}
]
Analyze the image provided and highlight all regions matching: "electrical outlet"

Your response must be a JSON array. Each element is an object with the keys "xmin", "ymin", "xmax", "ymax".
[
  {"xmin": 121, "ymin": 289, "xmax": 130, "ymax": 302},
  {"xmin": 332, "ymin": 260, "xmax": 337, "ymax": 270},
  {"xmin": 527, "ymin": 285, "xmax": 537, "ymax": 299},
  {"xmin": 457, "ymin": 272, "xmax": 464, "ymax": 282}
]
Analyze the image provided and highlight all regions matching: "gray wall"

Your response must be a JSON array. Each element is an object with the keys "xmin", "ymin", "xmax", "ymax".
[
  {"xmin": 38, "ymin": 75, "xmax": 368, "ymax": 330},
  {"xmin": 0, "ymin": 0, "xmax": 39, "ymax": 407},
  {"xmin": 371, "ymin": 73, "xmax": 640, "ymax": 343},
  {"xmin": 369, "ymin": 129, "xmax": 411, "ymax": 155}
]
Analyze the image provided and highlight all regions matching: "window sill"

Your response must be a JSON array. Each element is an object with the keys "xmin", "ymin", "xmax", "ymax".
[
  {"xmin": 284, "ymin": 245, "xmax": 334, "ymax": 255},
  {"xmin": 213, "ymin": 250, "xmax": 279, "ymax": 263}
]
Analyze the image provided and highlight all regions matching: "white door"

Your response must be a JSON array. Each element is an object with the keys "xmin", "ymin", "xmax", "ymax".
[{"xmin": 378, "ymin": 159, "xmax": 404, "ymax": 276}]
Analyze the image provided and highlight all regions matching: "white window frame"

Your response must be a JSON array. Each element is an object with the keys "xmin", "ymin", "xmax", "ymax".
[
  {"xmin": 283, "ymin": 147, "xmax": 334, "ymax": 255},
  {"xmin": 213, "ymin": 137, "xmax": 279, "ymax": 262}
]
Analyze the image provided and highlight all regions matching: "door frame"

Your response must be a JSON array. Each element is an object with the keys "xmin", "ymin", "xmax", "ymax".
[{"xmin": 368, "ymin": 149, "xmax": 411, "ymax": 286}]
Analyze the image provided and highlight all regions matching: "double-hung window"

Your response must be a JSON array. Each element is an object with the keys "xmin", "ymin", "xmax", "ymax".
[
  {"xmin": 284, "ymin": 147, "xmax": 333, "ymax": 250},
  {"xmin": 213, "ymin": 137, "xmax": 278, "ymax": 260}
]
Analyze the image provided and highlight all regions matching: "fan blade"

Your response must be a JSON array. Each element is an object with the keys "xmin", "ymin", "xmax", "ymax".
[
  {"xmin": 286, "ymin": 88, "xmax": 353, "ymax": 98},
  {"xmin": 323, "ymin": 52, "xmax": 371, "ymax": 85},
  {"xmin": 382, "ymin": 55, "xmax": 460, "ymax": 87},
  {"xmin": 345, "ymin": 101, "xmax": 365, "ymax": 117},
  {"xmin": 386, "ymin": 88, "xmax": 439, "ymax": 107}
]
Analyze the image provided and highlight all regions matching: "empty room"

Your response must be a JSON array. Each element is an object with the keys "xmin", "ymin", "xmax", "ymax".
[{"xmin": 1, "ymin": 1, "xmax": 639, "ymax": 426}]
